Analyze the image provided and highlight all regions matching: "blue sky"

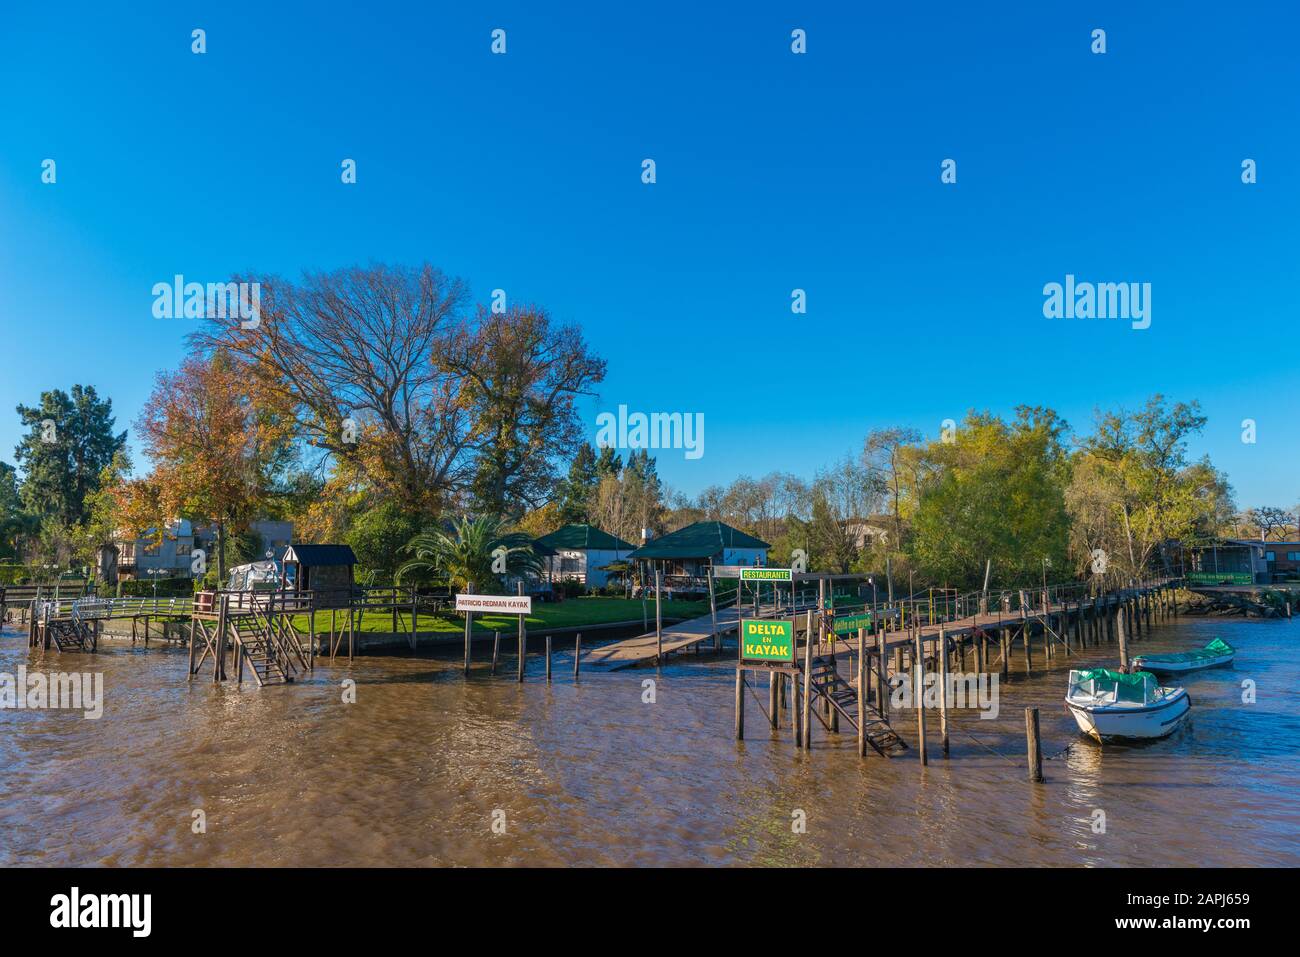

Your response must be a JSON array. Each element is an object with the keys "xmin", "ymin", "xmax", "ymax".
[{"xmin": 1, "ymin": 1, "xmax": 1297, "ymax": 507}]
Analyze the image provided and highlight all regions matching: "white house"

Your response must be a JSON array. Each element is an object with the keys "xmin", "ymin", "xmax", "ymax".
[{"xmin": 533, "ymin": 524, "xmax": 636, "ymax": 589}]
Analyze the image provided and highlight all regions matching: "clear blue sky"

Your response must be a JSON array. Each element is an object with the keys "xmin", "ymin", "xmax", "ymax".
[{"xmin": 1, "ymin": 1, "xmax": 1297, "ymax": 508}]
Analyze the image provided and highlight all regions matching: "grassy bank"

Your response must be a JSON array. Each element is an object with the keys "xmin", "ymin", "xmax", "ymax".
[{"xmin": 290, "ymin": 596, "xmax": 709, "ymax": 636}]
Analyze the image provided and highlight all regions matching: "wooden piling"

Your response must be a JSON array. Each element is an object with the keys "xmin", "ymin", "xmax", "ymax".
[
  {"xmin": 734, "ymin": 668, "xmax": 745, "ymax": 740},
  {"xmin": 491, "ymin": 631, "xmax": 500, "ymax": 674},
  {"xmin": 937, "ymin": 627, "xmax": 949, "ymax": 756},
  {"xmin": 409, "ymin": 589, "xmax": 418, "ymax": 653},
  {"xmin": 545, "ymin": 635, "xmax": 552, "ymax": 682},
  {"xmin": 1116, "ymin": 604, "xmax": 1129, "ymax": 671},
  {"xmin": 1025, "ymin": 707, "xmax": 1044, "ymax": 783},
  {"xmin": 857, "ymin": 627, "xmax": 867, "ymax": 757},
  {"xmin": 914, "ymin": 626, "xmax": 927, "ymax": 766},
  {"xmin": 574, "ymin": 633, "xmax": 582, "ymax": 679},
  {"xmin": 654, "ymin": 568, "xmax": 663, "ymax": 664},
  {"xmin": 516, "ymin": 583, "xmax": 526, "ymax": 682},
  {"xmin": 802, "ymin": 620, "xmax": 813, "ymax": 749},
  {"xmin": 876, "ymin": 629, "xmax": 887, "ymax": 713}
]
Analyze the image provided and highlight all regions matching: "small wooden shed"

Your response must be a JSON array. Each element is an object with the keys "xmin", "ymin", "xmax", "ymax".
[{"xmin": 280, "ymin": 544, "xmax": 357, "ymax": 609}]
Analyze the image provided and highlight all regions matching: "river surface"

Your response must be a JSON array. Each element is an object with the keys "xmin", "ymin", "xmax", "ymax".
[{"xmin": 1, "ymin": 613, "xmax": 1296, "ymax": 866}]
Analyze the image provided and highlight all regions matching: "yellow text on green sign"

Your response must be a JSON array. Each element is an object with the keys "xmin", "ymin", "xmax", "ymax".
[{"xmin": 740, "ymin": 618, "xmax": 795, "ymax": 662}]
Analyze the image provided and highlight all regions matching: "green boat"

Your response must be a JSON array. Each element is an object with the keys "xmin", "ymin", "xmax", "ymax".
[{"xmin": 1132, "ymin": 638, "xmax": 1235, "ymax": 675}]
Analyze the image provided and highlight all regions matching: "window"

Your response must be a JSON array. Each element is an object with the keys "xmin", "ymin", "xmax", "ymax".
[
  {"xmin": 1265, "ymin": 551, "xmax": 1276, "ymax": 562},
  {"xmin": 560, "ymin": 556, "xmax": 580, "ymax": 574},
  {"xmin": 1287, "ymin": 552, "xmax": 1300, "ymax": 562}
]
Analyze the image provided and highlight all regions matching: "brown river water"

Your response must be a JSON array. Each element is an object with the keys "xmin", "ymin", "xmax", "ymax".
[{"xmin": 2, "ymin": 613, "xmax": 1297, "ymax": 867}]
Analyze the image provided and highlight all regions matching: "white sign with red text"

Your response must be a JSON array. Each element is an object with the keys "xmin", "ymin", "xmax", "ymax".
[{"xmin": 455, "ymin": 594, "xmax": 532, "ymax": 615}]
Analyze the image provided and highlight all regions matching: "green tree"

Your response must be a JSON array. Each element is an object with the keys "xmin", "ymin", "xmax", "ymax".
[
  {"xmin": 395, "ymin": 515, "xmax": 542, "ymax": 591},
  {"xmin": 595, "ymin": 447, "xmax": 622, "ymax": 478},
  {"xmin": 0, "ymin": 462, "xmax": 24, "ymax": 560},
  {"xmin": 1068, "ymin": 395, "xmax": 1231, "ymax": 579},
  {"xmin": 557, "ymin": 444, "xmax": 599, "ymax": 524},
  {"xmin": 346, "ymin": 501, "xmax": 422, "ymax": 579},
  {"xmin": 908, "ymin": 407, "xmax": 1071, "ymax": 589},
  {"xmin": 14, "ymin": 385, "xmax": 126, "ymax": 525}
]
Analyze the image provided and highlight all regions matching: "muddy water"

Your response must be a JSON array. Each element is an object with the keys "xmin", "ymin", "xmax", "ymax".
[{"xmin": 1, "ymin": 613, "xmax": 1296, "ymax": 867}]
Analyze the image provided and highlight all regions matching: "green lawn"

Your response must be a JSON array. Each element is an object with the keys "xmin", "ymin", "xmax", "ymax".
[{"xmin": 291, "ymin": 596, "xmax": 710, "ymax": 635}]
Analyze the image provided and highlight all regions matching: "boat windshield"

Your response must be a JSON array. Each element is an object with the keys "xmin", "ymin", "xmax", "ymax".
[{"xmin": 1068, "ymin": 668, "xmax": 1159, "ymax": 706}]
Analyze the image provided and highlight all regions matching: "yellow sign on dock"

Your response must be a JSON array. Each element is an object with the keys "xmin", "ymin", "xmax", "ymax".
[{"xmin": 740, "ymin": 618, "xmax": 795, "ymax": 663}]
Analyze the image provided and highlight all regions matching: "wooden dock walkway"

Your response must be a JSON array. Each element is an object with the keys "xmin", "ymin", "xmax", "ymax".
[{"xmin": 583, "ymin": 578, "xmax": 1180, "ymax": 671}]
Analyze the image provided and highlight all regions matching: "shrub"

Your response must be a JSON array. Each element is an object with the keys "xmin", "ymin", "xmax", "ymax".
[{"xmin": 118, "ymin": 577, "xmax": 195, "ymax": 597}]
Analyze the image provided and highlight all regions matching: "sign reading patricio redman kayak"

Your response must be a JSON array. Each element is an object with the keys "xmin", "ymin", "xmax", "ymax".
[
  {"xmin": 740, "ymin": 618, "xmax": 796, "ymax": 663},
  {"xmin": 455, "ymin": 594, "xmax": 533, "ymax": 614}
]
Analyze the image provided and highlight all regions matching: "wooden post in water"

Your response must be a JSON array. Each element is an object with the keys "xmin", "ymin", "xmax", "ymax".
[
  {"xmin": 463, "ymin": 583, "xmax": 473, "ymax": 675},
  {"xmin": 214, "ymin": 595, "xmax": 227, "ymax": 683},
  {"xmin": 937, "ymin": 626, "xmax": 950, "ymax": 756},
  {"xmin": 856, "ymin": 628, "xmax": 867, "ymax": 755},
  {"xmin": 734, "ymin": 667, "xmax": 744, "ymax": 740},
  {"xmin": 708, "ymin": 567, "xmax": 719, "ymax": 652},
  {"xmin": 654, "ymin": 567, "xmax": 663, "ymax": 663},
  {"xmin": 545, "ymin": 636, "xmax": 552, "ymax": 682},
  {"xmin": 876, "ymin": 629, "xmax": 887, "ymax": 713},
  {"xmin": 491, "ymin": 631, "xmax": 500, "ymax": 674},
  {"xmin": 914, "ymin": 625, "xmax": 927, "ymax": 766},
  {"xmin": 409, "ymin": 586, "xmax": 418, "ymax": 653},
  {"xmin": 1025, "ymin": 707, "xmax": 1044, "ymax": 783},
  {"xmin": 1116, "ymin": 603, "xmax": 1129, "ymax": 671},
  {"xmin": 574, "ymin": 633, "xmax": 582, "ymax": 679},
  {"xmin": 802, "ymin": 618, "xmax": 813, "ymax": 749},
  {"xmin": 516, "ymin": 581, "xmax": 526, "ymax": 682}
]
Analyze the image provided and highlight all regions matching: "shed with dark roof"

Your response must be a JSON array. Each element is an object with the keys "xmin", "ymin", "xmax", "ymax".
[{"xmin": 281, "ymin": 543, "xmax": 358, "ymax": 608}]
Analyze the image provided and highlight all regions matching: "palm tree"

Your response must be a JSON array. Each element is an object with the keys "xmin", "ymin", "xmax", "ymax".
[{"xmin": 396, "ymin": 515, "xmax": 542, "ymax": 591}]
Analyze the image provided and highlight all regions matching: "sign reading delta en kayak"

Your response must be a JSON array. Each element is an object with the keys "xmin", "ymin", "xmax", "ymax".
[{"xmin": 740, "ymin": 618, "xmax": 796, "ymax": 663}]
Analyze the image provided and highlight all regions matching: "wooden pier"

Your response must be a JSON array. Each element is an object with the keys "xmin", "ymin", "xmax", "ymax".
[{"xmin": 731, "ymin": 577, "xmax": 1183, "ymax": 760}]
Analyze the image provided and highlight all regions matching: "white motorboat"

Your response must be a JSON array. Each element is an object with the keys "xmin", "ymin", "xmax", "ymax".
[{"xmin": 1065, "ymin": 668, "xmax": 1190, "ymax": 742}]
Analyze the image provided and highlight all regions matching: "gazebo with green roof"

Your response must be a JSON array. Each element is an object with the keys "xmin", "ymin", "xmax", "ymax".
[
  {"xmin": 533, "ymin": 524, "xmax": 636, "ymax": 589},
  {"xmin": 626, "ymin": 521, "xmax": 770, "ymax": 594}
]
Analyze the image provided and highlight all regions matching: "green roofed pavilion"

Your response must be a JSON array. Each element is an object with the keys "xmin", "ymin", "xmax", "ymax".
[
  {"xmin": 627, "ymin": 521, "xmax": 769, "ymax": 560},
  {"xmin": 534, "ymin": 524, "xmax": 635, "ymax": 552}
]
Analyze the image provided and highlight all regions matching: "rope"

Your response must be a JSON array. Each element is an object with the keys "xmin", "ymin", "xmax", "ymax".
[
  {"xmin": 954, "ymin": 724, "xmax": 1023, "ymax": 770},
  {"xmin": 742, "ymin": 673, "xmax": 775, "ymax": 726}
]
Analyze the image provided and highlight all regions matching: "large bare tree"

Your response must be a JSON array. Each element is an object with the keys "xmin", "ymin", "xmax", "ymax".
[{"xmin": 191, "ymin": 264, "xmax": 601, "ymax": 520}]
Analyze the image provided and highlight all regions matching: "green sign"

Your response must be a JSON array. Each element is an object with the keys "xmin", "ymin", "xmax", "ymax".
[
  {"xmin": 740, "ymin": 567, "xmax": 793, "ymax": 582},
  {"xmin": 740, "ymin": 618, "xmax": 795, "ymax": 662},
  {"xmin": 832, "ymin": 612, "xmax": 873, "ymax": 636},
  {"xmin": 1187, "ymin": 571, "xmax": 1252, "ymax": 585}
]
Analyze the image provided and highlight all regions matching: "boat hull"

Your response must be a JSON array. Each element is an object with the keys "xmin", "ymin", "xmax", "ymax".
[
  {"xmin": 1066, "ymin": 688, "xmax": 1190, "ymax": 742},
  {"xmin": 1131, "ymin": 652, "xmax": 1234, "ymax": 675}
]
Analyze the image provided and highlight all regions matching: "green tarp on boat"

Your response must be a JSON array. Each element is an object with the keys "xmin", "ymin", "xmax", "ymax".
[
  {"xmin": 1136, "ymin": 638, "xmax": 1234, "ymax": 664},
  {"xmin": 1070, "ymin": 668, "xmax": 1157, "ymax": 704}
]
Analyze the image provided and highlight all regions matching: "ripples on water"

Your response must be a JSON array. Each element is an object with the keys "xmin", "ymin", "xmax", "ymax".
[{"xmin": 1, "ymin": 615, "xmax": 1296, "ymax": 866}]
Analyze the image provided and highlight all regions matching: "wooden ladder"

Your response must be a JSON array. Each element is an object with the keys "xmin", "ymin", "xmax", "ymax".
[
  {"xmin": 230, "ymin": 617, "xmax": 292, "ymax": 687},
  {"xmin": 46, "ymin": 618, "xmax": 95, "ymax": 653},
  {"xmin": 808, "ymin": 656, "xmax": 908, "ymax": 757}
]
